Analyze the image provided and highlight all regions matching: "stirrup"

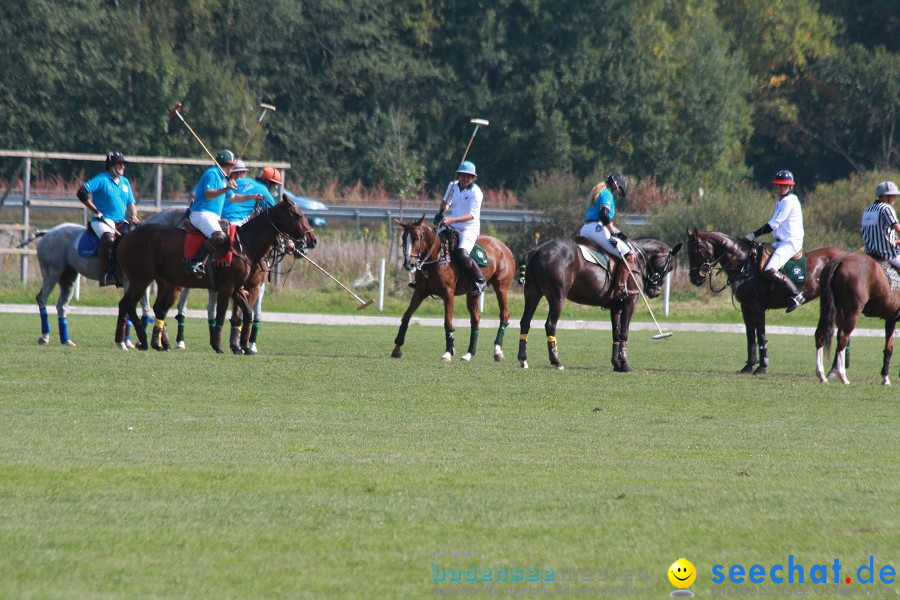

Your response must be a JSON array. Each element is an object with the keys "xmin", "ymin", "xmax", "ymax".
[
  {"xmin": 468, "ymin": 281, "xmax": 487, "ymax": 297},
  {"xmin": 786, "ymin": 293, "xmax": 806, "ymax": 313},
  {"xmin": 184, "ymin": 261, "xmax": 206, "ymax": 278}
]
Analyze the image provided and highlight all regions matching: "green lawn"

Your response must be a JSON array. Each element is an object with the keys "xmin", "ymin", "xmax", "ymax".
[{"xmin": 1, "ymin": 313, "xmax": 898, "ymax": 599}]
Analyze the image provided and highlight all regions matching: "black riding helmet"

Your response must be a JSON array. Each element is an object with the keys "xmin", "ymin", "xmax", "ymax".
[
  {"xmin": 105, "ymin": 152, "xmax": 126, "ymax": 168},
  {"xmin": 606, "ymin": 173, "xmax": 627, "ymax": 198}
]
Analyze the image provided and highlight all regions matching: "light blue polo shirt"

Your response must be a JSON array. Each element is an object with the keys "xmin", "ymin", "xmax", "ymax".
[
  {"xmin": 585, "ymin": 188, "xmax": 615, "ymax": 223},
  {"xmin": 83, "ymin": 172, "xmax": 135, "ymax": 222},
  {"xmin": 190, "ymin": 166, "xmax": 233, "ymax": 216},
  {"xmin": 222, "ymin": 178, "xmax": 275, "ymax": 223}
]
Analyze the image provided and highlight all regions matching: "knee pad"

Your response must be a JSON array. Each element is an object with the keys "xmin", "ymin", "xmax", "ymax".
[{"xmin": 206, "ymin": 231, "xmax": 227, "ymax": 250}]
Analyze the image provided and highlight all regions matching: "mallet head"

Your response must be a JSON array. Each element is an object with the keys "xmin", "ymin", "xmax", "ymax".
[
  {"xmin": 259, "ymin": 103, "xmax": 277, "ymax": 112},
  {"xmin": 470, "ymin": 118, "xmax": 489, "ymax": 126},
  {"xmin": 168, "ymin": 102, "xmax": 184, "ymax": 119}
]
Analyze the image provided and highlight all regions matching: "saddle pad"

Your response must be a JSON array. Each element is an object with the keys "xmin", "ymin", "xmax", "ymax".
[
  {"xmin": 577, "ymin": 244, "xmax": 611, "ymax": 271},
  {"xmin": 76, "ymin": 231, "xmax": 99, "ymax": 258},
  {"xmin": 183, "ymin": 226, "xmax": 237, "ymax": 265},
  {"xmin": 470, "ymin": 243, "xmax": 489, "ymax": 267},
  {"xmin": 782, "ymin": 254, "xmax": 808, "ymax": 285},
  {"xmin": 879, "ymin": 261, "xmax": 900, "ymax": 291}
]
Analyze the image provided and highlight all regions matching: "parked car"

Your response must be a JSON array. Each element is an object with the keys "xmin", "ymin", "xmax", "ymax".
[{"xmin": 283, "ymin": 190, "xmax": 328, "ymax": 227}]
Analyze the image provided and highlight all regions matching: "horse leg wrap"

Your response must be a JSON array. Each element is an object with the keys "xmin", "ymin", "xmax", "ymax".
[
  {"xmin": 445, "ymin": 328, "xmax": 456, "ymax": 356},
  {"xmin": 142, "ymin": 314, "xmax": 155, "ymax": 327},
  {"xmin": 394, "ymin": 318, "xmax": 411, "ymax": 347},
  {"xmin": 611, "ymin": 341, "xmax": 621, "ymax": 368},
  {"xmin": 208, "ymin": 318, "xmax": 216, "ymax": 335},
  {"xmin": 845, "ymin": 342, "xmax": 851, "ymax": 369},
  {"xmin": 547, "ymin": 335, "xmax": 560, "ymax": 366},
  {"xmin": 882, "ymin": 349, "xmax": 892, "ymax": 378},
  {"xmin": 758, "ymin": 343, "xmax": 769, "ymax": 368},
  {"xmin": 517, "ymin": 334, "xmax": 528, "ymax": 362},
  {"xmin": 467, "ymin": 329, "xmax": 479, "ymax": 356},
  {"xmin": 58, "ymin": 317, "xmax": 69, "ymax": 344},
  {"xmin": 494, "ymin": 322, "xmax": 509, "ymax": 347},
  {"xmin": 249, "ymin": 320, "xmax": 260, "ymax": 344},
  {"xmin": 176, "ymin": 314, "xmax": 186, "ymax": 343},
  {"xmin": 618, "ymin": 340, "xmax": 629, "ymax": 366},
  {"xmin": 230, "ymin": 325, "xmax": 241, "ymax": 349},
  {"xmin": 210, "ymin": 325, "xmax": 223, "ymax": 351},
  {"xmin": 747, "ymin": 342, "xmax": 758, "ymax": 367},
  {"xmin": 40, "ymin": 307, "xmax": 50, "ymax": 336},
  {"xmin": 151, "ymin": 320, "xmax": 165, "ymax": 348}
]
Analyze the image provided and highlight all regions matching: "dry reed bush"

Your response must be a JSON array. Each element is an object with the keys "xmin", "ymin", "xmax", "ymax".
[{"xmin": 624, "ymin": 177, "xmax": 680, "ymax": 213}]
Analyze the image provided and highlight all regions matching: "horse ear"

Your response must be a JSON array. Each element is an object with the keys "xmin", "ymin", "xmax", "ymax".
[
  {"xmin": 392, "ymin": 218, "xmax": 405, "ymax": 228},
  {"xmin": 671, "ymin": 242, "xmax": 683, "ymax": 255},
  {"xmin": 415, "ymin": 214, "xmax": 425, "ymax": 226},
  {"xmin": 281, "ymin": 193, "xmax": 289, "ymax": 203}
]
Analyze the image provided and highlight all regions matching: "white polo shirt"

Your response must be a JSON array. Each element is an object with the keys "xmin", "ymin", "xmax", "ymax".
[
  {"xmin": 442, "ymin": 181, "xmax": 483, "ymax": 250},
  {"xmin": 768, "ymin": 193, "xmax": 804, "ymax": 247}
]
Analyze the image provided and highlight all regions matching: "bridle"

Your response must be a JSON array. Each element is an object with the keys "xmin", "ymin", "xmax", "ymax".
[
  {"xmin": 264, "ymin": 205, "xmax": 315, "ymax": 254},
  {"xmin": 403, "ymin": 224, "xmax": 449, "ymax": 271},
  {"xmin": 689, "ymin": 236, "xmax": 745, "ymax": 294},
  {"xmin": 631, "ymin": 243, "xmax": 675, "ymax": 290}
]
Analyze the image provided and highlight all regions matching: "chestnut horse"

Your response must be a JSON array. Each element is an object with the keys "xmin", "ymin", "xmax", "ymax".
[
  {"xmin": 815, "ymin": 253, "xmax": 900, "ymax": 385},
  {"xmin": 686, "ymin": 230, "xmax": 846, "ymax": 374},
  {"xmin": 115, "ymin": 197, "xmax": 316, "ymax": 353},
  {"xmin": 517, "ymin": 237, "xmax": 681, "ymax": 371},
  {"xmin": 392, "ymin": 217, "xmax": 516, "ymax": 362}
]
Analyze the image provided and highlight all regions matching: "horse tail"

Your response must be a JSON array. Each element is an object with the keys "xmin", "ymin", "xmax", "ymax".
[
  {"xmin": 517, "ymin": 248, "xmax": 539, "ymax": 286},
  {"xmin": 16, "ymin": 230, "xmax": 47, "ymax": 248},
  {"xmin": 816, "ymin": 257, "xmax": 841, "ymax": 355}
]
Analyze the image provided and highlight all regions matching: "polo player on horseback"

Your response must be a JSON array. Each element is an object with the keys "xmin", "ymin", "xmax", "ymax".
[
  {"xmin": 433, "ymin": 161, "xmax": 487, "ymax": 297},
  {"xmin": 861, "ymin": 180, "xmax": 900, "ymax": 269},
  {"xmin": 76, "ymin": 152, "xmax": 141, "ymax": 287},
  {"xmin": 578, "ymin": 172, "xmax": 634, "ymax": 302},
  {"xmin": 184, "ymin": 149, "xmax": 263, "ymax": 278},
  {"xmin": 745, "ymin": 169, "xmax": 806, "ymax": 313}
]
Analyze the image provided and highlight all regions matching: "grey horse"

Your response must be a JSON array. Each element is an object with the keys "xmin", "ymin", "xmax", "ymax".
[{"xmin": 22, "ymin": 208, "xmax": 186, "ymax": 347}]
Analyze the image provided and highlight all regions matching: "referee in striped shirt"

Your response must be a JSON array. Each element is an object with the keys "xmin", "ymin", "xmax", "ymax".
[{"xmin": 861, "ymin": 181, "xmax": 900, "ymax": 268}]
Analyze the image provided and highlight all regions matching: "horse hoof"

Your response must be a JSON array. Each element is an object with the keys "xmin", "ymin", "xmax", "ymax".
[
  {"xmin": 440, "ymin": 352, "xmax": 452, "ymax": 363},
  {"xmin": 826, "ymin": 369, "xmax": 839, "ymax": 379},
  {"xmin": 519, "ymin": 360, "xmax": 529, "ymax": 369},
  {"xmin": 116, "ymin": 342, "xmax": 128, "ymax": 351},
  {"xmin": 38, "ymin": 335, "xmax": 49, "ymax": 345},
  {"xmin": 125, "ymin": 339, "xmax": 136, "ymax": 349},
  {"xmin": 494, "ymin": 345, "xmax": 504, "ymax": 362},
  {"xmin": 739, "ymin": 365, "xmax": 754, "ymax": 374},
  {"xmin": 753, "ymin": 366, "xmax": 767, "ymax": 375},
  {"xmin": 882, "ymin": 377, "xmax": 890, "ymax": 386},
  {"xmin": 460, "ymin": 353, "xmax": 472, "ymax": 362},
  {"xmin": 231, "ymin": 347, "xmax": 242, "ymax": 355},
  {"xmin": 244, "ymin": 347, "xmax": 257, "ymax": 356},
  {"xmin": 552, "ymin": 363, "xmax": 565, "ymax": 371},
  {"xmin": 249, "ymin": 343, "xmax": 257, "ymax": 354},
  {"xmin": 176, "ymin": 341, "xmax": 186, "ymax": 350},
  {"xmin": 614, "ymin": 363, "xmax": 631, "ymax": 373},
  {"xmin": 817, "ymin": 372, "xmax": 828, "ymax": 383},
  {"xmin": 214, "ymin": 348, "xmax": 225, "ymax": 354},
  {"xmin": 136, "ymin": 344, "xmax": 148, "ymax": 351},
  {"xmin": 840, "ymin": 376, "xmax": 850, "ymax": 385},
  {"xmin": 62, "ymin": 340, "xmax": 76, "ymax": 347}
]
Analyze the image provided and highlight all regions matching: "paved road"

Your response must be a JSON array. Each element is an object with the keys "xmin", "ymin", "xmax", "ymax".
[{"xmin": 3, "ymin": 303, "xmax": 891, "ymax": 338}]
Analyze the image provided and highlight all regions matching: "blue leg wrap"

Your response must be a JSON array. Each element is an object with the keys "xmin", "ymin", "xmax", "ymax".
[
  {"xmin": 40, "ymin": 307, "xmax": 50, "ymax": 335},
  {"xmin": 125, "ymin": 319, "xmax": 132, "ymax": 342},
  {"xmin": 58, "ymin": 317, "xmax": 69, "ymax": 344}
]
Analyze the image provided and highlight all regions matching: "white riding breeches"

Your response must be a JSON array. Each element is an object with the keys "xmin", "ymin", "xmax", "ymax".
[
  {"xmin": 578, "ymin": 222, "xmax": 632, "ymax": 256},
  {"xmin": 189, "ymin": 210, "xmax": 223, "ymax": 238},
  {"xmin": 90, "ymin": 217, "xmax": 116, "ymax": 238},
  {"xmin": 764, "ymin": 241, "xmax": 801, "ymax": 272}
]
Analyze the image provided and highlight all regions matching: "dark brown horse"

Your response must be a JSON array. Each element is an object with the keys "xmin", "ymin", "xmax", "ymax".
[
  {"xmin": 815, "ymin": 253, "xmax": 900, "ymax": 385},
  {"xmin": 115, "ymin": 197, "xmax": 316, "ymax": 353},
  {"xmin": 686, "ymin": 230, "xmax": 846, "ymax": 374},
  {"xmin": 392, "ymin": 216, "xmax": 516, "ymax": 361},
  {"xmin": 517, "ymin": 237, "xmax": 681, "ymax": 371}
]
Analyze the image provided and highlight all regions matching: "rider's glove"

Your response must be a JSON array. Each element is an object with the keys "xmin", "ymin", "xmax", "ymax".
[{"xmin": 744, "ymin": 233, "xmax": 755, "ymax": 242}]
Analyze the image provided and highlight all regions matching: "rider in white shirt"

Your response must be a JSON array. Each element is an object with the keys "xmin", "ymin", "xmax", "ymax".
[
  {"xmin": 433, "ymin": 161, "xmax": 487, "ymax": 296},
  {"xmin": 745, "ymin": 170, "xmax": 806, "ymax": 313}
]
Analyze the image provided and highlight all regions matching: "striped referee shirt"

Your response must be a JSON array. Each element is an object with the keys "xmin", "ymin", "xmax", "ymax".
[{"xmin": 861, "ymin": 201, "xmax": 900, "ymax": 259}]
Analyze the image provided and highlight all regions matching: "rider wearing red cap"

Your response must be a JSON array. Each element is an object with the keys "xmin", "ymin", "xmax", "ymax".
[{"xmin": 745, "ymin": 170, "xmax": 806, "ymax": 312}]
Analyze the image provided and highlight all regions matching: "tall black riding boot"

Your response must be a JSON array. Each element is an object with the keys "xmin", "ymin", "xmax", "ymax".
[
  {"xmin": 453, "ymin": 247, "xmax": 487, "ymax": 296},
  {"xmin": 763, "ymin": 269, "xmax": 805, "ymax": 312},
  {"xmin": 98, "ymin": 232, "xmax": 116, "ymax": 287},
  {"xmin": 185, "ymin": 233, "xmax": 224, "ymax": 278}
]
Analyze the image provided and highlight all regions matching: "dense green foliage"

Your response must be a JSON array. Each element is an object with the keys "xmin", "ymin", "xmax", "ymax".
[{"xmin": 0, "ymin": 0, "xmax": 896, "ymax": 195}]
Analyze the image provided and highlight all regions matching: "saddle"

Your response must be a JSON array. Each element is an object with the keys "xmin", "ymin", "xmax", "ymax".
[
  {"xmin": 573, "ymin": 236, "xmax": 612, "ymax": 272},
  {"xmin": 757, "ymin": 242, "xmax": 807, "ymax": 284},
  {"xmin": 870, "ymin": 255, "xmax": 900, "ymax": 291},
  {"xmin": 77, "ymin": 221, "xmax": 130, "ymax": 258},
  {"xmin": 183, "ymin": 225, "xmax": 238, "ymax": 266},
  {"xmin": 437, "ymin": 228, "xmax": 489, "ymax": 266},
  {"xmin": 179, "ymin": 216, "xmax": 229, "ymax": 234}
]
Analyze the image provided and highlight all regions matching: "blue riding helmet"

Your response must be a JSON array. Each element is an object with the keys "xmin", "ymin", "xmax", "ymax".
[{"xmin": 457, "ymin": 161, "xmax": 477, "ymax": 177}]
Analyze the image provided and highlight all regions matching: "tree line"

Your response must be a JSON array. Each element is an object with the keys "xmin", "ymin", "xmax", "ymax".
[{"xmin": 0, "ymin": 0, "xmax": 896, "ymax": 198}]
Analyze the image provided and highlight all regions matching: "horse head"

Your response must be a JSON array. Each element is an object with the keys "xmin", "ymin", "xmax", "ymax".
[
  {"xmin": 393, "ymin": 215, "xmax": 436, "ymax": 272},
  {"xmin": 686, "ymin": 229, "xmax": 749, "ymax": 286},
  {"xmin": 276, "ymin": 194, "xmax": 318, "ymax": 254},
  {"xmin": 636, "ymin": 238, "xmax": 681, "ymax": 298}
]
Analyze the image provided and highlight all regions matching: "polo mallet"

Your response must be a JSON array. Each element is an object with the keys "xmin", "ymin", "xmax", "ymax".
[
  {"xmin": 168, "ymin": 102, "xmax": 227, "ymax": 177},
  {"xmin": 239, "ymin": 102, "xmax": 276, "ymax": 158},
  {"xmin": 619, "ymin": 244, "xmax": 672, "ymax": 340},
  {"xmin": 299, "ymin": 253, "xmax": 374, "ymax": 310},
  {"xmin": 459, "ymin": 118, "xmax": 489, "ymax": 164}
]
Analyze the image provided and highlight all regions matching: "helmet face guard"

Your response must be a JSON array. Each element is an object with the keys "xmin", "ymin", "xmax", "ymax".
[{"xmin": 606, "ymin": 172, "xmax": 627, "ymax": 198}]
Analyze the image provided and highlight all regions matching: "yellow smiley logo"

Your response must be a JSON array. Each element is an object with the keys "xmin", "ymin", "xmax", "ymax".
[{"xmin": 668, "ymin": 558, "xmax": 697, "ymax": 588}]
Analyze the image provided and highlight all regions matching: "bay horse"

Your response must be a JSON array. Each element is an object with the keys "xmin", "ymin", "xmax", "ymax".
[
  {"xmin": 392, "ymin": 216, "xmax": 516, "ymax": 362},
  {"xmin": 686, "ymin": 229, "xmax": 846, "ymax": 375},
  {"xmin": 517, "ymin": 237, "xmax": 681, "ymax": 371},
  {"xmin": 815, "ymin": 253, "xmax": 900, "ymax": 385},
  {"xmin": 115, "ymin": 196, "xmax": 316, "ymax": 353},
  {"xmin": 21, "ymin": 221, "xmax": 154, "ymax": 347}
]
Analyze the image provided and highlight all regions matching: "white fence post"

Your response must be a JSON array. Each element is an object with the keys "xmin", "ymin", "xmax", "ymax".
[
  {"xmin": 664, "ymin": 272, "xmax": 671, "ymax": 317},
  {"xmin": 378, "ymin": 258, "xmax": 386, "ymax": 311}
]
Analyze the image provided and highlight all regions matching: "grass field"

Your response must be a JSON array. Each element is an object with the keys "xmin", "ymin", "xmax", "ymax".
[{"xmin": 1, "ymin": 312, "xmax": 899, "ymax": 599}]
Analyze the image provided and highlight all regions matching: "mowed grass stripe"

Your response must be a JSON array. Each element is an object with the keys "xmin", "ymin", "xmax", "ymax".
[{"xmin": 0, "ymin": 314, "xmax": 898, "ymax": 598}]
